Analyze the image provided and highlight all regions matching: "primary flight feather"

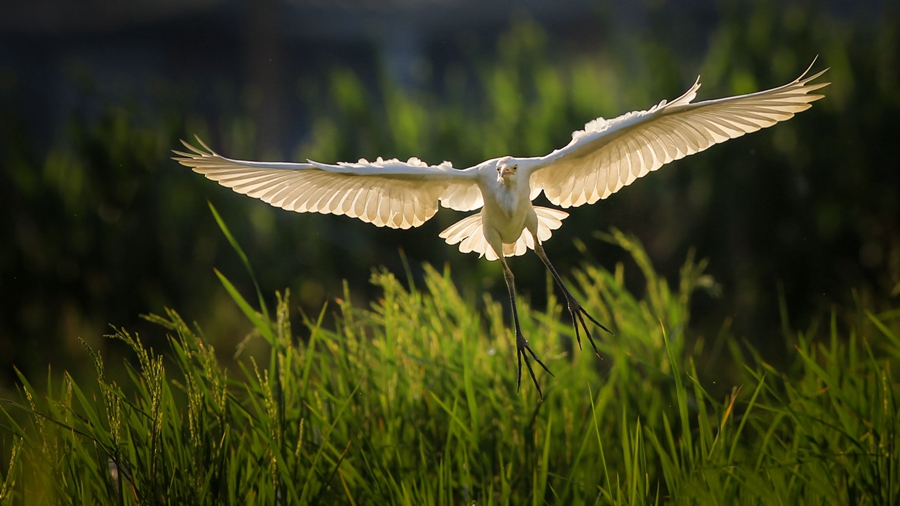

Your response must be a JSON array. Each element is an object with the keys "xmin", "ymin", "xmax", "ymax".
[{"xmin": 175, "ymin": 61, "xmax": 829, "ymax": 398}]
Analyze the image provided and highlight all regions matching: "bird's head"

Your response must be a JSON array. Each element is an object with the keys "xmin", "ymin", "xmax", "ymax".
[{"xmin": 496, "ymin": 158, "xmax": 519, "ymax": 183}]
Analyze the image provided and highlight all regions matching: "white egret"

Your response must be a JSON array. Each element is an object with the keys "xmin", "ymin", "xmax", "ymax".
[{"xmin": 174, "ymin": 61, "xmax": 828, "ymax": 398}]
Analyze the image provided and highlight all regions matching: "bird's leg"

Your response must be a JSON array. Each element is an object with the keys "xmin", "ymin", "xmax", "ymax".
[
  {"xmin": 499, "ymin": 257, "xmax": 553, "ymax": 399},
  {"xmin": 532, "ymin": 239, "xmax": 611, "ymax": 357}
]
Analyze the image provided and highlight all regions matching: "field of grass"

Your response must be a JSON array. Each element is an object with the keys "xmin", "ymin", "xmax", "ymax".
[{"xmin": 2, "ymin": 220, "xmax": 899, "ymax": 504}]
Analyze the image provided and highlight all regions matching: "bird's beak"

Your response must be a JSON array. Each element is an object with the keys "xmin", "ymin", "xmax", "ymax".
[{"xmin": 498, "ymin": 166, "xmax": 512, "ymax": 179}]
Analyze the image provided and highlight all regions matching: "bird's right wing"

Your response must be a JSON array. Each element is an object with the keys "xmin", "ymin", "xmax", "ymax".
[
  {"xmin": 529, "ymin": 61, "xmax": 829, "ymax": 208},
  {"xmin": 173, "ymin": 139, "xmax": 483, "ymax": 229}
]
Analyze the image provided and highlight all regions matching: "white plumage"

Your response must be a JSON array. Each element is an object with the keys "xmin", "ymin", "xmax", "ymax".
[
  {"xmin": 175, "ymin": 61, "xmax": 828, "ymax": 398},
  {"xmin": 439, "ymin": 206, "xmax": 569, "ymax": 261}
]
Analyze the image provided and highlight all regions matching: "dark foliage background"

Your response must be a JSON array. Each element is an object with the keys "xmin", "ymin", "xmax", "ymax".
[{"xmin": 1, "ymin": 0, "xmax": 897, "ymax": 392}]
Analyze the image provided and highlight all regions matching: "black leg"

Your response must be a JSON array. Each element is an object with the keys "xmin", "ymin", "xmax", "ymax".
[
  {"xmin": 500, "ymin": 257, "xmax": 553, "ymax": 399},
  {"xmin": 533, "ymin": 240, "xmax": 611, "ymax": 357}
]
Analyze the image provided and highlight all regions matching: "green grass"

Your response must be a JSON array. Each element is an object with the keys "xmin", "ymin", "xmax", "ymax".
[{"xmin": 2, "ymin": 225, "xmax": 899, "ymax": 504}]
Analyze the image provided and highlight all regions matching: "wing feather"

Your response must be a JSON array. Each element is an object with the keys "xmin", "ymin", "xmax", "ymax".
[
  {"xmin": 530, "ymin": 62, "xmax": 828, "ymax": 207},
  {"xmin": 174, "ymin": 141, "xmax": 483, "ymax": 229},
  {"xmin": 363, "ymin": 189, "xmax": 379, "ymax": 222},
  {"xmin": 347, "ymin": 187, "xmax": 365, "ymax": 217}
]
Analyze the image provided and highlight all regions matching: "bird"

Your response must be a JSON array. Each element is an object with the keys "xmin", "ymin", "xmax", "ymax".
[{"xmin": 174, "ymin": 61, "xmax": 828, "ymax": 399}]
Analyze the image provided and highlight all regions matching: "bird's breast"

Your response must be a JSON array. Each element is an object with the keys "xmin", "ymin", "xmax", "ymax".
[{"xmin": 494, "ymin": 185, "xmax": 520, "ymax": 217}]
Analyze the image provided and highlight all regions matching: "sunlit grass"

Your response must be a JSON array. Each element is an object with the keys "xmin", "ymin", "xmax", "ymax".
[{"xmin": 1, "ymin": 221, "xmax": 898, "ymax": 504}]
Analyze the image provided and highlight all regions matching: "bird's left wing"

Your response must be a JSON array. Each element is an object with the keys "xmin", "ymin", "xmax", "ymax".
[
  {"xmin": 529, "ymin": 62, "xmax": 829, "ymax": 208},
  {"xmin": 173, "ymin": 139, "xmax": 483, "ymax": 229}
]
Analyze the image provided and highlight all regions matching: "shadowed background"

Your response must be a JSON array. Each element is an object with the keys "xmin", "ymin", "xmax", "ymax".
[{"xmin": 1, "ymin": 0, "xmax": 897, "ymax": 391}]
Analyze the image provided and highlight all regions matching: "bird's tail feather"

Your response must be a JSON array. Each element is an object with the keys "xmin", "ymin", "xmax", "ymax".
[{"xmin": 438, "ymin": 207, "xmax": 569, "ymax": 261}]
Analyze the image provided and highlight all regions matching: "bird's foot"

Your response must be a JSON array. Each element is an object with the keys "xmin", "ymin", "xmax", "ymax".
[
  {"xmin": 516, "ymin": 332, "xmax": 553, "ymax": 400},
  {"xmin": 565, "ymin": 295, "xmax": 612, "ymax": 358}
]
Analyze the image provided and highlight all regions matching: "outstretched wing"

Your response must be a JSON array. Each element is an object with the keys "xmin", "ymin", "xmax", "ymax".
[
  {"xmin": 173, "ymin": 139, "xmax": 483, "ymax": 229},
  {"xmin": 529, "ymin": 61, "xmax": 829, "ymax": 208}
]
